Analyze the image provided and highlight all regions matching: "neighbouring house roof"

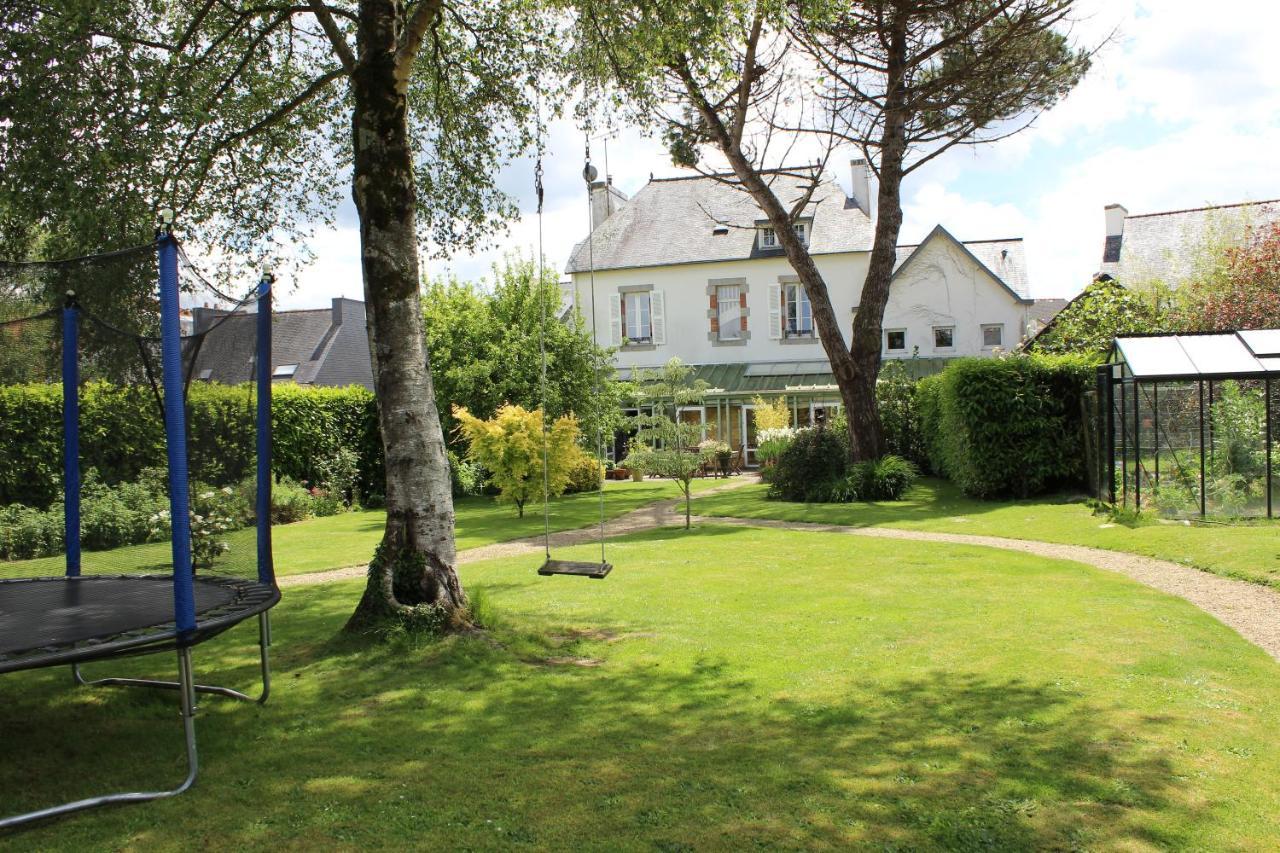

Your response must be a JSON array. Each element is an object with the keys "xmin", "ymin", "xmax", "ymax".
[
  {"xmin": 565, "ymin": 168, "xmax": 874, "ymax": 274},
  {"xmin": 1100, "ymin": 199, "xmax": 1280, "ymax": 285},
  {"xmin": 616, "ymin": 358, "xmax": 949, "ymax": 394},
  {"xmin": 1110, "ymin": 329, "xmax": 1280, "ymax": 381},
  {"xmin": 1027, "ymin": 298, "xmax": 1070, "ymax": 329},
  {"xmin": 190, "ymin": 297, "xmax": 374, "ymax": 390},
  {"xmin": 892, "ymin": 225, "xmax": 1032, "ymax": 301}
]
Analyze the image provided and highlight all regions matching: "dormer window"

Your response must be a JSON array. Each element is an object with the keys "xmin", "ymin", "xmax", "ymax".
[{"xmin": 758, "ymin": 221, "xmax": 808, "ymax": 249}]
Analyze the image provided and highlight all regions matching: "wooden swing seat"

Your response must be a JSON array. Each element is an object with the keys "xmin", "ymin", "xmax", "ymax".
[{"xmin": 538, "ymin": 559, "xmax": 613, "ymax": 579}]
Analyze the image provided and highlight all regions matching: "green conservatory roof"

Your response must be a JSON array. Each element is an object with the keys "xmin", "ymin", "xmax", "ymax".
[{"xmin": 615, "ymin": 359, "xmax": 949, "ymax": 395}]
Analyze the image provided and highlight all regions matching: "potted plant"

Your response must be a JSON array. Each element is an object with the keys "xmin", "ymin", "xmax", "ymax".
[{"xmin": 622, "ymin": 447, "xmax": 652, "ymax": 482}]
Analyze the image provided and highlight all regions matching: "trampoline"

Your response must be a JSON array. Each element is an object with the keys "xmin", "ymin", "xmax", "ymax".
[
  {"xmin": 0, "ymin": 218, "xmax": 281, "ymax": 829},
  {"xmin": 0, "ymin": 576, "xmax": 278, "ymax": 674}
]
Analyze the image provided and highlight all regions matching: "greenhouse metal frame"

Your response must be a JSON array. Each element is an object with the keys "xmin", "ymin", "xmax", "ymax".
[{"xmin": 1100, "ymin": 329, "xmax": 1280, "ymax": 519}]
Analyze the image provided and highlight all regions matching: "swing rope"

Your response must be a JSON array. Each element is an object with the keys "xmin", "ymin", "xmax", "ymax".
[
  {"xmin": 532, "ymin": 110, "xmax": 611, "ymax": 578},
  {"xmin": 535, "ymin": 134, "xmax": 552, "ymax": 562}
]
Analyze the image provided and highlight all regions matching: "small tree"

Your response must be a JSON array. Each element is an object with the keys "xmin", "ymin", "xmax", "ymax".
[
  {"xmin": 453, "ymin": 404, "xmax": 580, "ymax": 518},
  {"xmin": 630, "ymin": 359, "xmax": 710, "ymax": 529},
  {"xmin": 751, "ymin": 395, "xmax": 792, "ymax": 430}
]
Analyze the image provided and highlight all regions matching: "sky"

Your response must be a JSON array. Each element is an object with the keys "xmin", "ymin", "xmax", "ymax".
[{"xmin": 278, "ymin": 0, "xmax": 1280, "ymax": 309}]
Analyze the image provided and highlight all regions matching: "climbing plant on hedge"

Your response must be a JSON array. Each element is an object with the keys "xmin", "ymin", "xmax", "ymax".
[{"xmin": 917, "ymin": 355, "xmax": 1095, "ymax": 498}]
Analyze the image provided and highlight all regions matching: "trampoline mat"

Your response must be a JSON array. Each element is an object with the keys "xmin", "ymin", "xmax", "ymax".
[{"xmin": 0, "ymin": 576, "xmax": 277, "ymax": 667}]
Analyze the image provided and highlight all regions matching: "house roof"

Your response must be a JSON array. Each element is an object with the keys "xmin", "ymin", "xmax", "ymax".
[
  {"xmin": 1100, "ymin": 199, "xmax": 1280, "ymax": 284},
  {"xmin": 1027, "ymin": 298, "xmax": 1069, "ymax": 327},
  {"xmin": 565, "ymin": 168, "xmax": 874, "ymax": 274},
  {"xmin": 190, "ymin": 298, "xmax": 374, "ymax": 390},
  {"xmin": 1110, "ymin": 329, "xmax": 1280, "ymax": 380},
  {"xmin": 893, "ymin": 225, "xmax": 1032, "ymax": 301}
]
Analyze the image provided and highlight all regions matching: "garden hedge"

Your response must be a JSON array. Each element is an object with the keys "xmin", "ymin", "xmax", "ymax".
[
  {"xmin": 0, "ymin": 382, "xmax": 381, "ymax": 509},
  {"xmin": 916, "ymin": 354, "xmax": 1095, "ymax": 498}
]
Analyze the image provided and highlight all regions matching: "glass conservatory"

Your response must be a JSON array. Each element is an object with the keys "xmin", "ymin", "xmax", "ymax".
[{"xmin": 1099, "ymin": 330, "xmax": 1280, "ymax": 519}]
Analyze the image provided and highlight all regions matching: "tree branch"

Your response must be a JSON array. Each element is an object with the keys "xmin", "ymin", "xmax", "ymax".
[
  {"xmin": 306, "ymin": 0, "xmax": 355, "ymax": 73},
  {"xmin": 395, "ymin": 0, "xmax": 444, "ymax": 85}
]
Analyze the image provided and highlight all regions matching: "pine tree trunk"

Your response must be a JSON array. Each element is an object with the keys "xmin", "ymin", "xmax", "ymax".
[{"xmin": 345, "ymin": 0, "xmax": 464, "ymax": 632}]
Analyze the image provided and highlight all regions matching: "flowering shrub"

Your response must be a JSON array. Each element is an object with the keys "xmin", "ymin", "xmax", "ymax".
[
  {"xmin": 189, "ymin": 488, "xmax": 239, "ymax": 568},
  {"xmin": 755, "ymin": 427, "xmax": 796, "ymax": 469}
]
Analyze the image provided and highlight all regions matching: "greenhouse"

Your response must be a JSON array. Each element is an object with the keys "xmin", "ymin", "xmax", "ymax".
[{"xmin": 1100, "ymin": 330, "xmax": 1280, "ymax": 518}]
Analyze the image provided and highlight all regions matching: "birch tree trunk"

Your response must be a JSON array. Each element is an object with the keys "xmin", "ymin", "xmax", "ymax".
[{"xmin": 345, "ymin": 0, "xmax": 464, "ymax": 631}]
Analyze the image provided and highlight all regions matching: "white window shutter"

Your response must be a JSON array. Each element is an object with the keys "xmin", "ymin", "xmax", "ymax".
[
  {"xmin": 650, "ymin": 290, "xmax": 666, "ymax": 345},
  {"xmin": 768, "ymin": 284, "xmax": 782, "ymax": 340},
  {"xmin": 608, "ymin": 294, "xmax": 622, "ymax": 346}
]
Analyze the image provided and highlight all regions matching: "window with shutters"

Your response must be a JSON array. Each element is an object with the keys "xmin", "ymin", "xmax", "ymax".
[
  {"xmin": 716, "ymin": 284, "xmax": 741, "ymax": 340},
  {"xmin": 782, "ymin": 283, "xmax": 813, "ymax": 337},
  {"xmin": 624, "ymin": 292, "xmax": 651, "ymax": 343}
]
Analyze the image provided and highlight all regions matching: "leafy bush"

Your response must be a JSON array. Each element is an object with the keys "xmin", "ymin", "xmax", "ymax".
[
  {"xmin": 767, "ymin": 427, "xmax": 850, "ymax": 502},
  {"xmin": 563, "ymin": 448, "xmax": 604, "ymax": 494},
  {"xmin": 876, "ymin": 361, "xmax": 927, "ymax": 466},
  {"xmin": 448, "ymin": 449, "xmax": 486, "ymax": 498},
  {"xmin": 917, "ymin": 354, "xmax": 1095, "ymax": 498},
  {"xmin": 856, "ymin": 455, "xmax": 919, "ymax": 501},
  {"xmin": 0, "ymin": 503, "xmax": 64, "ymax": 560},
  {"xmin": 270, "ymin": 477, "xmax": 315, "ymax": 524}
]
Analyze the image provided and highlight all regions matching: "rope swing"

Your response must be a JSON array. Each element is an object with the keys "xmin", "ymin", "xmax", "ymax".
[{"xmin": 535, "ymin": 127, "xmax": 613, "ymax": 580}]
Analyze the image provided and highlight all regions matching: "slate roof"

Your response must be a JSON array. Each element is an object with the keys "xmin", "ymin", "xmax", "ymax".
[
  {"xmin": 565, "ymin": 168, "xmax": 874, "ymax": 274},
  {"xmin": 1027, "ymin": 298, "xmax": 1069, "ymax": 329},
  {"xmin": 190, "ymin": 298, "xmax": 374, "ymax": 391},
  {"xmin": 1100, "ymin": 199, "xmax": 1280, "ymax": 284},
  {"xmin": 893, "ymin": 227, "xmax": 1031, "ymax": 300}
]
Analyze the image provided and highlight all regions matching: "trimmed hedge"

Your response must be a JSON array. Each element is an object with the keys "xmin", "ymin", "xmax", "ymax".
[
  {"xmin": 916, "ymin": 355, "xmax": 1095, "ymax": 498},
  {"xmin": 0, "ymin": 382, "xmax": 381, "ymax": 509}
]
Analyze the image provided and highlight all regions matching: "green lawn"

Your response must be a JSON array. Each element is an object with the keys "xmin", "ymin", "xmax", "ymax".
[
  {"xmin": 692, "ymin": 478, "xmax": 1280, "ymax": 589},
  {"xmin": 0, "ymin": 477, "xmax": 731, "ymax": 580},
  {"xmin": 4, "ymin": 526, "xmax": 1280, "ymax": 848}
]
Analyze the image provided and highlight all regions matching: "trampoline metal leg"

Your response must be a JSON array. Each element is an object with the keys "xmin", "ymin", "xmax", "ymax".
[
  {"xmin": 0, "ymin": 649, "xmax": 199, "ymax": 831},
  {"xmin": 70, "ymin": 612, "xmax": 273, "ymax": 705}
]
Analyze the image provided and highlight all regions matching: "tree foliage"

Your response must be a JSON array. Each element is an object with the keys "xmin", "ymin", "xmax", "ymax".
[
  {"xmin": 1173, "ymin": 222, "xmax": 1280, "ymax": 332},
  {"xmin": 629, "ymin": 358, "xmax": 710, "ymax": 529},
  {"xmin": 424, "ymin": 255, "xmax": 624, "ymax": 448},
  {"xmin": 2, "ymin": 0, "xmax": 566, "ymax": 628},
  {"xmin": 452, "ymin": 404, "xmax": 581, "ymax": 517},
  {"xmin": 1027, "ymin": 279, "xmax": 1165, "ymax": 359}
]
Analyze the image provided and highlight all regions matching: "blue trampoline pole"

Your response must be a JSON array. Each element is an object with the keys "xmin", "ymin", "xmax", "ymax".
[
  {"xmin": 256, "ymin": 272, "xmax": 274, "ymax": 586},
  {"xmin": 157, "ymin": 224, "xmax": 196, "ymax": 635},
  {"xmin": 62, "ymin": 295, "xmax": 80, "ymax": 577}
]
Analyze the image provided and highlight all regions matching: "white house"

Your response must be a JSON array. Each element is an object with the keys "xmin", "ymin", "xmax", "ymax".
[{"xmin": 566, "ymin": 162, "xmax": 1043, "ymax": 463}]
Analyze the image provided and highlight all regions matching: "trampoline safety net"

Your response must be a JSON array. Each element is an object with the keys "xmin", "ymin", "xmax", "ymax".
[{"xmin": 0, "ymin": 236, "xmax": 278, "ymax": 672}]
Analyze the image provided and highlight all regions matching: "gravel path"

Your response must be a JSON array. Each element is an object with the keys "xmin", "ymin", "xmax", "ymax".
[
  {"xmin": 278, "ymin": 476, "xmax": 760, "ymax": 589},
  {"xmin": 689, "ymin": 515, "xmax": 1280, "ymax": 663},
  {"xmin": 278, "ymin": 478, "xmax": 1280, "ymax": 663}
]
